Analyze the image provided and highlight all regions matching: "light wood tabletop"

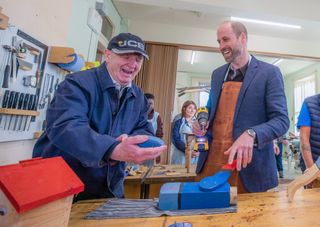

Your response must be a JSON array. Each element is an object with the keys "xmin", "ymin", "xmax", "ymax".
[{"xmin": 69, "ymin": 187, "xmax": 320, "ymax": 227}]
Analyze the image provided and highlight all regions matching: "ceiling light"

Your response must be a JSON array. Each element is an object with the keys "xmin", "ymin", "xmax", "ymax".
[
  {"xmin": 230, "ymin": 17, "xmax": 301, "ymax": 29},
  {"xmin": 272, "ymin": 59, "xmax": 283, "ymax": 65},
  {"xmin": 190, "ymin": 51, "xmax": 196, "ymax": 64}
]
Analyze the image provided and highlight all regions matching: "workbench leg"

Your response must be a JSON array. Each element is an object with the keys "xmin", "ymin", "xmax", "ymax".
[{"xmin": 144, "ymin": 184, "xmax": 150, "ymax": 199}]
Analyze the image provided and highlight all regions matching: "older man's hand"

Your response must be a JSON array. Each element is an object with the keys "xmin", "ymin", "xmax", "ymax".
[{"xmin": 110, "ymin": 135, "xmax": 167, "ymax": 164}]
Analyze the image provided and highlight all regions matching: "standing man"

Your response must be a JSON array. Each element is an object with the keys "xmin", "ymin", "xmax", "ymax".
[
  {"xmin": 194, "ymin": 21, "xmax": 289, "ymax": 193},
  {"xmin": 33, "ymin": 33, "xmax": 167, "ymax": 200},
  {"xmin": 145, "ymin": 93, "xmax": 164, "ymax": 139},
  {"xmin": 144, "ymin": 92, "xmax": 164, "ymax": 166},
  {"xmin": 297, "ymin": 93, "xmax": 320, "ymax": 188}
]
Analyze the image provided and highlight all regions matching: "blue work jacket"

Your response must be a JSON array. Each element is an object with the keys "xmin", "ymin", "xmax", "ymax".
[{"xmin": 33, "ymin": 62, "xmax": 153, "ymax": 200}]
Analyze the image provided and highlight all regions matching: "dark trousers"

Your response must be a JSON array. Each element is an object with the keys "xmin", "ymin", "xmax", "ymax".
[{"xmin": 275, "ymin": 143, "xmax": 283, "ymax": 172}]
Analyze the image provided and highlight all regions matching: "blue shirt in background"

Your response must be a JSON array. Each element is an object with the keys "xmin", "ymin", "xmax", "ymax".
[{"xmin": 297, "ymin": 102, "xmax": 311, "ymax": 129}]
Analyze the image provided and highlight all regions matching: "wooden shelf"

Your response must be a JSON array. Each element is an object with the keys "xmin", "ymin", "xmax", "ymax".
[
  {"xmin": 0, "ymin": 108, "xmax": 40, "ymax": 116},
  {"xmin": 34, "ymin": 131, "xmax": 43, "ymax": 139}
]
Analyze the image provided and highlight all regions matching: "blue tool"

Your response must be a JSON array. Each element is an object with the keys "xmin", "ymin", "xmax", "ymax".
[
  {"xmin": 158, "ymin": 160, "xmax": 237, "ymax": 210},
  {"xmin": 138, "ymin": 136, "xmax": 164, "ymax": 148},
  {"xmin": 199, "ymin": 160, "xmax": 236, "ymax": 191}
]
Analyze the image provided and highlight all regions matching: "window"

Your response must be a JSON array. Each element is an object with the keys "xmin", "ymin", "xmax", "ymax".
[
  {"xmin": 199, "ymin": 82, "xmax": 210, "ymax": 107},
  {"xmin": 294, "ymin": 74, "xmax": 316, "ymax": 133}
]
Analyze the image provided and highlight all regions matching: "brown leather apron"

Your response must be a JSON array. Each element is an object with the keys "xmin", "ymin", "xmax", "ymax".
[{"xmin": 197, "ymin": 81, "xmax": 247, "ymax": 193}]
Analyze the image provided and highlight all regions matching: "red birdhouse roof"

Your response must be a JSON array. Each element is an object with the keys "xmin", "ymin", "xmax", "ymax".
[{"xmin": 0, "ymin": 157, "xmax": 84, "ymax": 213}]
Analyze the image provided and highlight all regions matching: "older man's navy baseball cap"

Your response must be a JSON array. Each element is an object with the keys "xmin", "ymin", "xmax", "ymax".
[{"xmin": 107, "ymin": 33, "xmax": 149, "ymax": 60}]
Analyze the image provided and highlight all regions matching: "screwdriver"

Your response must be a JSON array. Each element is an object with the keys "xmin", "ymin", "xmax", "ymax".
[
  {"xmin": 24, "ymin": 94, "xmax": 35, "ymax": 131},
  {"xmin": 18, "ymin": 93, "xmax": 30, "ymax": 131},
  {"xmin": 27, "ymin": 94, "xmax": 38, "ymax": 131},
  {"xmin": 0, "ymin": 90, "xmax": 10, "ymax": 128},
  {"xmin": 13, "ymin": 93, "xmax": 25, "ymax": 131},
  {"xmin": 4, "ymin": 91, "xmax": 15, "ymax": 130},
  {"xmin": 7, "ymin": 91, "xmax": 20, "ymax": 130}
]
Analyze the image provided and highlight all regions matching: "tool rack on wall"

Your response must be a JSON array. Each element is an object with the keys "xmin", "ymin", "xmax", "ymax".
[{"xmin": 0, "ymin": 25, "xmax": 67, "ymax": 142}]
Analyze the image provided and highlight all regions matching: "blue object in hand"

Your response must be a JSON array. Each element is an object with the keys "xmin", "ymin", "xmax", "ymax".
[{"xmin": 138, "ymin": 136, "xmax": 164, "ymax": 148}]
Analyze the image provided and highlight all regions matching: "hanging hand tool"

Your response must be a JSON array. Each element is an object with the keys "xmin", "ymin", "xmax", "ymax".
[
  {"xmin": 1, "ymin": 45, "xmax": 13, "ymax": 88},
  {"xmin": 24, "ymin": 94, "xmax": 36, "ymax": 131},
  {"xmin": 10, "ymin": 36, "xmax": 18, "ymax": 82},
  {"xmin": 54, "ymin": 78, "xmax": 59, "ymax": 91},
  {"xmin": 7, "ymin": 91, "xmax": 20, "ymax": 130},
  {"xmin": 39, "ymin": 73, "xmax": 51, "ymax": 109},
  {"xmin": 17, "ymin": 58, "xmax": 33, "ymax": 71},
  {"xmin": 26, "ymin": 94, "xmax": 39, "ymax": 131},
  {"xmin": 0, "ymin": 90, "xmax": 10, "ymax": 129},
  {"xmin": 13, "ymin": 93, "xmax": 24, "ymax": 131},
  {"xmin": 22, "ymin": 94, "xmax": 34, "ymax": 131},
  {"xmin": 3, "ymin": 90, "xmax": 15, "ymax": 130},
  {"xmin": 23, "ymin": 75, "xmax": 37, "ymax": 87},
  {"xmin": 18, "ymin": 93, "xmax": 30, "ymax": 131}
]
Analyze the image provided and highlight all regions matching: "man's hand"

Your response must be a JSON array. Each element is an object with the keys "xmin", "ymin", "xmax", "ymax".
[
  {"xmin": 110, "ymin": 135, "xmax": 167, "ymax": 164},
  {"xmin": 273, "ymin": 142, "xmax": 280, "ymax": 155},
  {"xmin": 191, "ymin": 150, "xmax": 199, "ymax": 158},
  {"xmin": 192, "ymin": 121, "xmax": 208, "ymax": 136},
  {"xmin": 224, "ymin": 132, "xmax": 254, "ymax": 171}
]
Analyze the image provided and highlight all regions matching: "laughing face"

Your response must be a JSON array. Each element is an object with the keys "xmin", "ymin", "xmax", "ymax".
[
  {"xmin": 105, "ymin": 49, "xmax": 144, "ymax": 86},
  {"xmin": 217, "ymin": 23, "xmax": 245, "ymax": 63}
]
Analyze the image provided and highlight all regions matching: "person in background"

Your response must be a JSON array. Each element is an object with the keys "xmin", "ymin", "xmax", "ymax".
[
  {"xmin": 143, "ymin": 92, "xmax": 164, "ymax": 166},
  {"xmin": 33, "ymin": 33, "xmax": 167, "ymax": 201},
  {"xmin": 171, "ymin": 100, "xmax": 198, "ymax": 165},
  {"xmin": 273, "ymin": 136, "xmax": 289, "ymax": 178},
  {"xmin": 193, "ymin": 20, "xmax": 289, "ymax": 193},
  {"xmin": 145, "ymin": 93, "xmax": 164, "ymax": 139},
  {"xmin": 297, "ymin": 93, "xmax": 320, "ymax": 188}
]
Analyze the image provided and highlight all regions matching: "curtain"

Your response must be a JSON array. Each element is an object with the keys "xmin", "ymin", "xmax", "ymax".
[{"xmin": 135, "ymin": 43, "xmax": 179, "ymax": 163}]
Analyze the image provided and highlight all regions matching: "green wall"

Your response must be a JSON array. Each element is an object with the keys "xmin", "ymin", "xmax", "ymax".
[{"xmin": 284, "ymin": 63, "xmax": 320, "ymax": 133}]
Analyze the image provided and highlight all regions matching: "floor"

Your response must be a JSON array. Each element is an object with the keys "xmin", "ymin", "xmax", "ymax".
[{"xmin": 272, "ymin": 153, "xmax": 302, "ymax": 192}]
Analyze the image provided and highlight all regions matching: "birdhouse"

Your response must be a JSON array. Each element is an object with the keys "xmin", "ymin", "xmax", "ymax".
[{"xmin": 0, "ymin": 157, "xmax": 84, "ymax": 227}]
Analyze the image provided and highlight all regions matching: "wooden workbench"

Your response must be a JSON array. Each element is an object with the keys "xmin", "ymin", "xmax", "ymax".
[
  {"xmin": 143, "ymin": 164, "xmax": 196, "ymax": 198},
  {"xmin": 69, "ymin": 188, "xmax": 320, "ymax": 227},
  {"xmin": 124, "ymin": 167, "xmax": 148, "ymax": 199}
]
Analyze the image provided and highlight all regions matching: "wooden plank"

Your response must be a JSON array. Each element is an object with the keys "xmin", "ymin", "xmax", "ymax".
[
  {"xmin": 287, "ymin": 158, "xmax": 320, "ymax": 201},
  {"xmin": 144, "ymin": 165, "xmax": 196, "ymax": 184},
  {"xmin": 69, "ymin": 188, "xmax": 320, "ymax": 226},
  {"xmin": 48, "ymin": 46, "xmax": 75, "ymax": 63},
  {"xmin": 0, "ymin": 108, "xmax": 40, "ymax": 116}
]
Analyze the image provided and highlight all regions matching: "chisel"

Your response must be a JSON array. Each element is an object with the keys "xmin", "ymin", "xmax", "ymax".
[
  {"xmin": 7, "ymin": 91, "xmax": 20, "ymax": 130},
  {"xmin": 13, "ymin": 93, "xmax": 24, "ymax": 131},
  {"xmin": 24, "ymin": 94, "xmax": 35, "ymax": 131},
  {"xmin": 18, "ymin": 93, "xmax": 30, "ymax": 131},
  {"xmin": 0, "ymin": 90, "xmax": 10, "ymax": 128},
  {"xmin": 4, "ymin": 91, "xmax": 15, "ymax": 130}
]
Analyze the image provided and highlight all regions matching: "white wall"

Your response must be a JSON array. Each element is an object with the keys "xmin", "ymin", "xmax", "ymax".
[
  {"xmin": 128, "ymin": 20, "xmax": 320, "ymax": 58},
  {"xmin": 0, "ymin": 0, "xmax": 73, "ymax": 46},
  {"xmin": 0, "ymin": 0, "xmax": 122, "ymax": 165}
]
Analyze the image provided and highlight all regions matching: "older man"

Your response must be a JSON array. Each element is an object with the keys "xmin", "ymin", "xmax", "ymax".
[
  {"xmin": 33, "ymin": 33, "xmax": 166, "ymax": 200},
  {"xmin": 194, "ymin": 21, "xmax": 289, "ymax": 193}
]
